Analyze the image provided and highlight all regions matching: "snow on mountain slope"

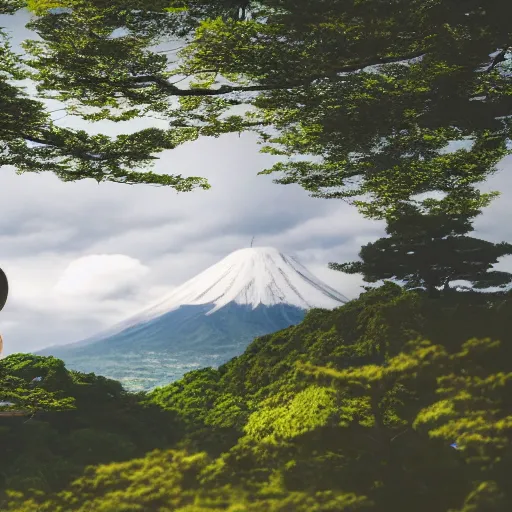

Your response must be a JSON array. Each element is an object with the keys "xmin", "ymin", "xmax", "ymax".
[
  {"xmin": 40, "ymin": 247, "xmax": 348, "ymax": 351},
  {"xmin": 132, "ymin": 246, "xmax": 347, "ymax": 321}
]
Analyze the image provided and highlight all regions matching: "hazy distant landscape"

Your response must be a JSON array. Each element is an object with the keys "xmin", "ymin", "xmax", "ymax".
[{"xmin": 60, "ymin": 350, "xmax": 221, "ymax": 391}]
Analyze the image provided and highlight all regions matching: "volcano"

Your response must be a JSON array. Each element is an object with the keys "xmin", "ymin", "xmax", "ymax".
[{"xmin": 37, "ymin": 247, "xmax": 348, "ymax": 390}]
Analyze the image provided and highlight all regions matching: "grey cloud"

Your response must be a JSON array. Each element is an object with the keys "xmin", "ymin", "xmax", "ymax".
[{"xmin": 475, "ymin": 158, "xmax": 512, "ymax": 243}]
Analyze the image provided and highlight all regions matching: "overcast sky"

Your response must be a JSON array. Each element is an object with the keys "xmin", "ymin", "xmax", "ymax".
[{"xmin": 1, "ymin": 11, "xmax": 511, "ymax": 355}]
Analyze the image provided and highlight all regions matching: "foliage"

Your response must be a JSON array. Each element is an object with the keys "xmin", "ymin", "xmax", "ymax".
[
  {"xmin": 0, "ymin": 354, "xmax": 179, "ymax": 502},
  {"xmin": 0, "ymin": 0, "xmax": 210, "ymax": 188},
  {"xmin": 1, "ymin": 1, "xmax": 511, "ymax": 510},
  {"xmin": 330, "ymin": 192, "xmax": 512, "ymax": 297},
  {"xmin": 3, "ymin": 448, "xmax": 373, "ymax": 512},
  {"xmin": 3, "ymin": 285, "xmax": 510, "ymax": 511},
  {"xmin": 20, "ymin": 0, "xmax": 512, "ymax": 217},
  {"xmin": 0, "ymin": 354, "xmax": 75, "ymax": 414}
]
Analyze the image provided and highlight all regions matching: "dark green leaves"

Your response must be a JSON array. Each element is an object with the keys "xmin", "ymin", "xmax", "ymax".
[{"xmin": 330, "ymin": 195, "xmax": 512, "ymax": 296}]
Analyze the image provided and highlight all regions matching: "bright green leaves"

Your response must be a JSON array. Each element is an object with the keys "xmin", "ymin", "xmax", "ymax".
[
  {"xmin": 244, "ymin": 386, "xmax": 336, "ymax": 442},
  {"xmin": 298, "ymin": 333, "xmax": 512, "ymax": 509},
  {"xmin": 3, "ymin": 447, "xmax": 373, "ymax": 512},
  {"xmin": 1, "ymin": 16, "xmax": 208, "ymax": 188},
  {"xmin": 24, "ymin": 9, "xmax": 170, "ymax": 109},
  {"xmin": 257, "ymin": 77, "xmax": 509, "ymax": 216},
  {"xmin": 227, "ymin": 3, "xmax": 512, "ymax": 217},
  {"xmin": 15, "ymin": 123, "xmax": 208, "ymax": 188},
  {"xmin": 299, "ymin": 339, "xmax": 446, "ymax": 433},
  {"xmin": 0, "ymin": 354, "xmax": 76, "ymax": 414},
  {"xmin": 1, "ymin": 1, "xmax": 211, "ymax": 189},
  {"xmin": 11, "ymin": 0, "xmax": 512, "ymax": 206},
  {"xmin": 204, "ymin": 393, "xmax": 249, "ymax": 430},
  {"xmin": 0, "ymin": 353, "xmax": 182, "ymax": 508},
  {"xmin": 452, "ymin": 480, "xmax": 508, "ymax": 512},
  {"xmin": 26, "ymin": 0, "xmax": 68, "ymax": 15},
  {"xmin": 414, "ymin": 338, "xmax": 512, "ymax": 468},
  {"xmin": 2, "ymin": 288, "xmax": 512, "ymax": 511},
  {"xmin": 149, "ymin": 367, "xmax": 222, "ymax": 427}
]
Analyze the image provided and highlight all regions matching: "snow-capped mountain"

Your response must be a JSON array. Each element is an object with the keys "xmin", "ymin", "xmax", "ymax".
[
  {"xmin": 38, "ymin": 247, "xmax": 348, "ymax": 390},
  {"xmin": 143, "ymin": 246, "xmax": 346, "ymax": 311},
  {"xmin": 100, "ymin": 246, "xmax": 347, "ymax": 336}
]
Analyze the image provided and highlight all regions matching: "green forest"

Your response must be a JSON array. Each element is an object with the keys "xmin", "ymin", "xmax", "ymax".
[
  {"xmin": 1, "ymin": 286, "xmax": 512, "ymax": 511},
  {"xmin": 1, "ymin": 0, "xmax": 512, "ymax": 510}
]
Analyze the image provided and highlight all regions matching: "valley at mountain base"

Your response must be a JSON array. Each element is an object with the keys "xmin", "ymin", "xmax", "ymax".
[{"xmin": 42, "ymin": 303, "xmax": 307, "ymax": 390}]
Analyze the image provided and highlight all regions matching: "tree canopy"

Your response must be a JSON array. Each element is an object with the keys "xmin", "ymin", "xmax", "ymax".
[
  {"xmin": 0, "ymin": 0, "xmax": 210, "ymax": 188},
  {"xmin": 330, "ymin": 189, "xmax": 512, "ymax": 296},
  {"xmin": 13, "ymin": 0, "xmax": 512, "ymax": 298},
  {"xmin": 2, "ymin": 285, "xmax": 511, "ymax": 511},
  {"xmin": 18, "ymin": 0, "xmax": 512, "ymax": 218}
]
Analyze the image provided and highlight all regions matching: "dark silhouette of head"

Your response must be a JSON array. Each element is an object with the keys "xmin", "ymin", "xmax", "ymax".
[{"xmin": 0, "ymin": 268, "xmax": 8, "ymax": 312}]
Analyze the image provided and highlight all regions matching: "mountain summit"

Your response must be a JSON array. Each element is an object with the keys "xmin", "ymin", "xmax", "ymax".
[
  {"xmin": 124, "ymin": 246, "xmax": 347, "ymax": 322},
  {"xmin": 38, "ymin": 247, "xmax": 348, "ymax": 390}
]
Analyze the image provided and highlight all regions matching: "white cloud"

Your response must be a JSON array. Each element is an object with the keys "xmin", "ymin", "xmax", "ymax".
[{"xmin": 54, "ymin": 254, "xmax": 149, "ymax": 298}]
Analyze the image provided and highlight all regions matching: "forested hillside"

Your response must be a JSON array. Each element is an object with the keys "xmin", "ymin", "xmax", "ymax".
[
  {"xmin": 1, "ymin": 283, "xmax": 511, "ymax": 511},
  {"xmin": 0, "ymin": 354, "xmax": 181, "ymax": 494}
]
